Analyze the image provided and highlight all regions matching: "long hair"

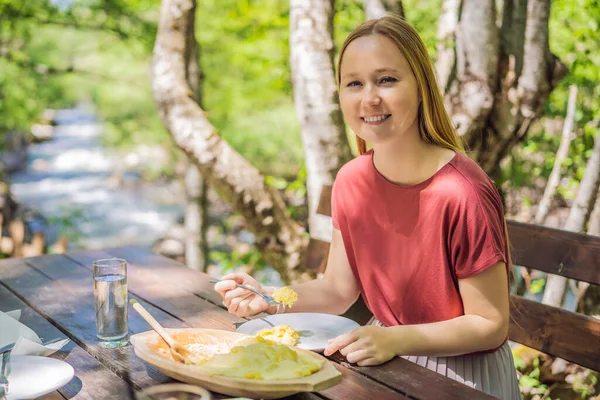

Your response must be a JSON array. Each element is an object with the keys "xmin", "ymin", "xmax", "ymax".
[
  {"xmin": 337, "ymin": 15, "xmax": 515, "ymax": 283},
  {"xmin": 336, "ymin": 14, "xmax": 464, "ymax": 156}
]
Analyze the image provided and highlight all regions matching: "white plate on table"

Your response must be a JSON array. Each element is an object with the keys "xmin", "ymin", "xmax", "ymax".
[
  {"xmin": 236, "ymin": 313, "xmax": 360, "ymax": 352},
  {"xmin": 6, "ymin": 355, "xmax": 74, "ymax": 400}
]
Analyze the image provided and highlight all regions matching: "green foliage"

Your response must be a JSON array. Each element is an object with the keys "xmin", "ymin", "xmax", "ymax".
[
  {"xmin": 503, "ymin": 0, "xmax": 600, "ymax": 198},
  {"xmin": 196, "ymin": 0, "xmax": 303, "ymax": 175},
  {"xmin": 46, "ymin": 204, "xmax": 90, "ymax": 248},
  {"xmin": 529, "ymin": 278, "xmax": 546, "ymax": 295},
  {"xmin": 266, "ymin": 165, "xmax": 308, "ymax": 220},
  {"xmin": 517, "ymin": 356, "xmax": 550, "ymax": 398},
  {"xmin": 0, "ymin": 0, "xmax": 161, "ymax": 154},
  {"xmin": 0, "ymin": 1, "xmax": 68, "ymax": 137},
  {"xmin": 210, "ymin": 248, "xmax": 267, "ymax": 273}
]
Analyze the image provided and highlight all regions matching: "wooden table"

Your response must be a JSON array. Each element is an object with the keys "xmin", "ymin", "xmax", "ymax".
[{"xmin": 0, "ymin": 247, "xmax": 497, "ymax": 400}]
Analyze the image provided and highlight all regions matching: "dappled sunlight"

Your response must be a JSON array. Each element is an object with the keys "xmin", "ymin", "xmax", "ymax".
[{"xmin": 52, "ymin": 148, "xmax": 114, "ymax": 172}]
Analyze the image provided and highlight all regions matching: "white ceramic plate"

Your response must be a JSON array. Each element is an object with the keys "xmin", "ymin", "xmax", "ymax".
[
  {"xmin": 236, "ymin": 313, "xmax": 360, "ymax": 352},
  {"xmin": 6, "ymin": 355, "xmax": 74, "ymax": 400}
]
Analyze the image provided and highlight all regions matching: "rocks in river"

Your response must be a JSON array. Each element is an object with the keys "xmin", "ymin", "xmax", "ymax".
[
  {"xmin": 0, "ymin": 183, "xmax": 49, "ymax": 258},
  {"xmin": 31, "ymin": 123, "xmax": 54, "ymax": 142},
  {"xmin": 0, "ymin": 132, "xmax": 28, "ymax": 173}
]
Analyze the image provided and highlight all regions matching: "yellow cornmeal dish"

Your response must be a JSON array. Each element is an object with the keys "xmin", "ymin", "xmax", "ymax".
[
  {"xmin": 271, "ymin": 286, "xmax": 298, "ymax": 308},
  {"xmin": 197, "ymin": 337, "xmax": 322, "ymax": 380},
  {"xmin": 255, "ymin": 324, "xmax": 300, "ymax": 346}
]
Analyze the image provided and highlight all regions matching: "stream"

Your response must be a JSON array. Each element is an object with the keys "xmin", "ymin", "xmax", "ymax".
[{"xmin": 9, "ymin": 105, "xmax": 185, "ymax": 250}]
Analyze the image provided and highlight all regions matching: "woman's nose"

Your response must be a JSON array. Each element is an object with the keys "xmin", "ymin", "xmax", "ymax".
[{"xmin": 361, "ymin": 86, "xmax": 381, "ymax": 106}]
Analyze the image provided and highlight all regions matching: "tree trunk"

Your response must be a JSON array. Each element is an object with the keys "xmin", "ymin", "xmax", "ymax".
[
  {"xmin": 183, "ymin": 1, "xmax": 208, "ymax": 272},
  {"xmin": 152, "ymin": 0, "xmax": 308, "ymax": 283},
  {"xmin": 184, "ymin": 163, "xmax": 208, "ymax": 271},
  {"xmin": 589, "ymin": 189, "xmax": 600, "ymax": 236},
  {"xmin": 542, "ymin": 133, "xmax": 600, "ymax": 307},
  {"xmin": 440, "ymin": 0, "xmax": 568, "ymax": 176},
  {"xmin": 534, "ymin": 85, "xmax": 578, "ymax": 225},
  {"xmin": 289, "ymin": 0, "xmax": 353, "ymax": 242},
  {"xmin": 435, "ymin": 0, "xmax": 461, "ymax": 94},
  {"xmin": 364, "ymin": 0, "xmax": 405, "ymax": 20}
]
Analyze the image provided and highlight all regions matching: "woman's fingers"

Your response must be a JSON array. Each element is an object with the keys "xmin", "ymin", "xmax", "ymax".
[
  {"xmin": 213, "ymin": 273, "xmax": 266, "ymax": 317},
  {"xmin": 237, "ymin": 298, "xmax": 252, "ymax": 316},
  {"xmin": 226, "ymin": 284, "xmax": 262, "ymax": 301},
  {"xmin": 229, "ymin": 296, "xmax": 242, "ymax": 314},
  {"xmin": 222, "ymin": 272, "xmax": 253, "ymax": 284},
  {"xmin": 214, "ymin": 279, "xmax": 237, "ymax": 295}
]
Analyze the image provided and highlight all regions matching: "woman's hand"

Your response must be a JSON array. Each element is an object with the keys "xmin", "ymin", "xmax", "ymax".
[
  {"xmin": 213, "ymin": 272, "xmax": 271, "ymax": 317},
  {"xmin": 324, "ymin": 326, "xmax": 397, "ymax": 366}
]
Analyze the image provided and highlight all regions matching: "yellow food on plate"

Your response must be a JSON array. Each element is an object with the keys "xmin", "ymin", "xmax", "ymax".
[
  {"xmin": 271, "ymin": 287, "xmax": 298, "ymax": 307},
  {"xmin": 255, "ymin": 324, "xmax": 300, "ymax": 346},
  {"xmin": 197, "ymin": 336, "xmax": 322, "ymax": 380},
  {"xmin": 182, "ymin": 342, "xmax": 232, "ymax": 365}
]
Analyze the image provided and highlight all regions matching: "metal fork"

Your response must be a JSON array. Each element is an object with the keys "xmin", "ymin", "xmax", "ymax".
[{"xmin": 209, "ymin": 279, "xmax": 279, "ymax": 305}]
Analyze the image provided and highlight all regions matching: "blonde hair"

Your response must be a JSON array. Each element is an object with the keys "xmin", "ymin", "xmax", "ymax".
[{"xmin": 336, "ymin": 14, "xmax": 464, "ymax": 156}]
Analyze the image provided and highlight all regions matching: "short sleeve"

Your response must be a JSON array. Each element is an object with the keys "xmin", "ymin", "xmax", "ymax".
[{"xmin": 450, "ymin": 184, "xmax": 508, "ymax": 279}]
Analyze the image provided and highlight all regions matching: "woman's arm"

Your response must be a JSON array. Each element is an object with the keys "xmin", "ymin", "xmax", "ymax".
[
  {"xmin": 325, "ymin": 261, "xmax": 509, "ymax": 364},
  {"xmin": 266, "ymin": 228, "xmax": 361, "ymax": 315},
  {"xmin": 389, "ymin": 261, "xmax": 510, "ymax": 356}
]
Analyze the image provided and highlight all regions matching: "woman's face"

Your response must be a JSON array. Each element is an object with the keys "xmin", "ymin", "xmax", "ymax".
[{"xmin": 339, "ymin": 34, "xmax": 421, "ymax": 148}]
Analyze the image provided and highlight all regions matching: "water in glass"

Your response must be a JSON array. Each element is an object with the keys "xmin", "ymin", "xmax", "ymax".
[{"xmin": 94, "ymin": 273, "xmax": 128, "ymax": 340}]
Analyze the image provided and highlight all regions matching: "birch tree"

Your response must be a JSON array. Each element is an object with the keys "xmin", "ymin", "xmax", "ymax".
[
  {"xmin": 438, "ymin": 0, "xmax": 568, "ymax": 176},
  {"xmin": 534, "ymin": 85, "xmax": 578, "ymax": 225},
  {"xmin": 181, "ymin": 0, "xmax": 208, "ymax": 272},
  {"xmin": 151, "ymin": 0, "xmax": 308, "ymax": 283},
  {"xmin": 289, "ymin": 0, "xmax": 353, "ymax": 241},
  {"xmin": 364, "ymin": 0, "xmax": 404, "ymax": 20},
  {"xmin": 542, "ymin": 133, "xmax": 600, "ymax": 307}
]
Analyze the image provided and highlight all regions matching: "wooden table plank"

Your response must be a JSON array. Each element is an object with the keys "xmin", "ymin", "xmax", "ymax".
[
  {"xmin": 328, "ymin": 350, "xmax": 497, "ymax": 399},
  {"xmin": 318, "ymin": 363, "xmax": 409, "ymax": 399},
  {"xmin": 0, "ymin": 255, "xmax": 182, "ymax": 392},
  {"xmin": 37, "ymin": 392, "xmax": 66, "ymax": 400},
  {"xmin": 0, "ymin": 284, "xmax": 132, "ymax": 399},
  {"xmin": 96, "ymin": 248, "xmax": 496, "ymax": 399}
]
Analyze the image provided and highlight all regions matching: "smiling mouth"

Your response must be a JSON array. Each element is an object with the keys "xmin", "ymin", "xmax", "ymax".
[{"xmin": 362, "ymin": 114, "xmax": 391, "ymax": 124}]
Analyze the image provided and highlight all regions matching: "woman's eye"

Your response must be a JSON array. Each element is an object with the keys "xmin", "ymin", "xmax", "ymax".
[
  {"xmin": 380, "ymin": 76, "xmax": 397, "ymax": 84},
  {"xmin": 346, "ymin": 81, "xmax": 361, "ymax": 87}
]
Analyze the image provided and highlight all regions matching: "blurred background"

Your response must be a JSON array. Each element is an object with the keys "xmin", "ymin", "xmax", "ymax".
[{"xmin": 0, "ymin": 0, "xmax": 599, "ymax": 397}]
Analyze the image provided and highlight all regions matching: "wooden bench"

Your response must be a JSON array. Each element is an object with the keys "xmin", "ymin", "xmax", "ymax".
[{"xmin": 303, "ymin": 185, "xmax": 600, "ymax": 372}]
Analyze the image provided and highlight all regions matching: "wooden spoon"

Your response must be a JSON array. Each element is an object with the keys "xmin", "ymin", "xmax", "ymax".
[{"xmin": 129, "ymin": 299, "xmax": 192, "ymax": 363}]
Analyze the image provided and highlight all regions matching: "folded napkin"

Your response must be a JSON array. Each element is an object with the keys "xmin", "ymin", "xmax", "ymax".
[{"xmin": 0, "ymin": 309, "xmax": 69, "ymax": 356}]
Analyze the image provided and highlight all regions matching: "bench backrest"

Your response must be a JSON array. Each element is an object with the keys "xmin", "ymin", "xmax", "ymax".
[{"xmin": 305, "ymin": 185, "xmax": 600, "ymax": 372}]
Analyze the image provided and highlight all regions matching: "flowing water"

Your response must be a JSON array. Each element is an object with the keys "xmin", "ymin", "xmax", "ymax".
[{"xmin": 9, "ymin": 104, "xmax": 184, "ymax": 250}]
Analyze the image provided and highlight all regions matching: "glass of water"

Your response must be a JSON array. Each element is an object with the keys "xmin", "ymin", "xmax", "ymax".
[{"xmin": 93, "ymin": 258, "xmax": 128, "ymax": 348}]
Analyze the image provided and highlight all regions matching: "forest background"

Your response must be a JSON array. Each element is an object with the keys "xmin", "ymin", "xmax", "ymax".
[{"xmin": 1, "ymin": 0, "xmax": 599, "ymax": 398}]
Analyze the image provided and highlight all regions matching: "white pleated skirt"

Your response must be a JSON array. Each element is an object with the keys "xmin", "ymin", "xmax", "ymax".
[{"xmin": 369, "ymin": 318, "xmax": 522, "ymax": 399}]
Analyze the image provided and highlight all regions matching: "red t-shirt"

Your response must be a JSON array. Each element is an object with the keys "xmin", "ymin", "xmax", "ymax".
[{"xmin": 332, "ymin": 150, "xmax": 509, "ymax": 328}]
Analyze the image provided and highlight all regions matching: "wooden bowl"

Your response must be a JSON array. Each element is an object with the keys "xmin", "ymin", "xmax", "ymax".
[{"xmin": 130, "ymin": 328, "xmax": 342, "ymax": 399}]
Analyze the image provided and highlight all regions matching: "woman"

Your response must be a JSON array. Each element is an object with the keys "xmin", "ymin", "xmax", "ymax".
[{"xmin": 215, "ymin": 14, "xmax": 521, "ymax": 399}]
